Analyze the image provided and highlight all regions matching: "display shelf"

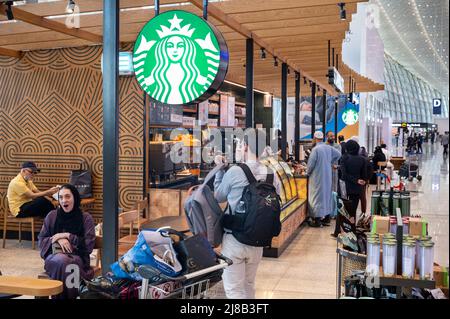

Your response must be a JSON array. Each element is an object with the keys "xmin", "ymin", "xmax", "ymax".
[
  {"xmin": 378, "ymin": 268, "xmax": 435, "ymax": 289},
  {"xmin": 235, "ymin": 114, "xmax": 246, "ymax": 118},
  {"xmin": 183, "ymin": 109, "xmax": 198, "ymax": 114},
  {"xmin": 235, "ymin": 101, "xmax": 246, "ymax": 106},
  {"xmin": 149, "ymin": 124, "xmax": 193, "ymax": 129},
  {"xmin": 209, "ymin": 111, "xmax": 220, "ymax": 115}
]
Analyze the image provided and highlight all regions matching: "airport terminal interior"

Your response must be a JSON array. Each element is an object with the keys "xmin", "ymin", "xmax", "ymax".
[{"xmin": 0, "ymin": 0, "xmax": 448, "ymax": 300}]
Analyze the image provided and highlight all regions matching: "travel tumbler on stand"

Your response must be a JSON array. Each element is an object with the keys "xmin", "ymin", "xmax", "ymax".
[
  {"xmin": 382, "ymin": 240, "xmax": 397, "ymax": 277},
  {"xmin": 400, "ymin": 192, "xmax": 411, "ymax": 217},
  {"xmin": 371, "ymin": 191, "xmax": 380, "ymax": 215},
  {"xmin": 419, "ymin": 241, "xmax": 435, "ymax": 280},
  {"xmin": 402, "ymin": 241, "xmax": 416, "ymax": 279}
]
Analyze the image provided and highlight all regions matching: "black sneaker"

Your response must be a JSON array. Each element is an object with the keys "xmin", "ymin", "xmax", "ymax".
[
  {"xmin": 308, "ymin": 219, "xmax": 323, "ymax": 228},
  {"xmin": 321, "ymin": 216, "xmax": 331, "ymax": 226}
]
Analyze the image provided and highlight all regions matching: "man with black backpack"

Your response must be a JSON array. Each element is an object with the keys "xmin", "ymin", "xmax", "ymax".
[{"xmin": 214, "ymin": 135, "xmax": 281, "ymax": 299}]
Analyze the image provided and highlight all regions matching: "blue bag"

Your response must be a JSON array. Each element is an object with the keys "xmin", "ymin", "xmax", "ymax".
[{"xmin": 110, "ymin": 229, "xmax": 183, "ymax": 281}]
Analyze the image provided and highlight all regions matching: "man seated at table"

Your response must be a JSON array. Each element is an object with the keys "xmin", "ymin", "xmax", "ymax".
[{"xmin": 7, "ymin": 161, "xmax": 58, "ymax": 218}]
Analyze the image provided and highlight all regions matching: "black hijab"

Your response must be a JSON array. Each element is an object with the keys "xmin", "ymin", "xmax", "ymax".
[{"xmin": 54, "ymin": 184, "xmax": 85, "ymax": 249}]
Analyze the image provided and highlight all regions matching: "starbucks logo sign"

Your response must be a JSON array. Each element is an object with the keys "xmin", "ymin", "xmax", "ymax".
[
  {"xmin": 133, "ymin": 10, "xmax": 229, "ymax": 105},
  {"xmin": 342, "ymin": 108, "xmax": 359, "ymax": 126}
]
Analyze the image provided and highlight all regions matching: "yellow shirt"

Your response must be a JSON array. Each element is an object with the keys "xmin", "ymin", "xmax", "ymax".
[{"xmin": 7, "ymin": 173, "xmax": 38, "ymax": 217}]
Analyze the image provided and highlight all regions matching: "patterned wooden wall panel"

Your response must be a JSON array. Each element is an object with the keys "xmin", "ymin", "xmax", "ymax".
[{"xmin": 0, "ymin": 45, "xmax": 144, "ymax": 230}]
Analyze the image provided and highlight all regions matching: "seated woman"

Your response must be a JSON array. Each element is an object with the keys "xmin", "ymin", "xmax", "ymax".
[
  {"xmin": 369, "ymin": 146, "xmax": 387, "ymax": 184},
  {"xmin": 38, "ymin": 184, "xmax": 95, "ymax": 299}
]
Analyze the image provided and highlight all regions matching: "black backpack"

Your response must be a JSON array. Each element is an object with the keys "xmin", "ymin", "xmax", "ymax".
[{"xmin": 222, "ymin": 163, "xmax": 282, "ymax": 247}]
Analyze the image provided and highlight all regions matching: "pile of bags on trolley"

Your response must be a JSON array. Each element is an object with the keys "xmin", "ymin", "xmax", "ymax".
[
  {"xmin": 79, "ymin": 228, "xmax": 220, "ymax": 299},
  {"xmin": 79, "ymin": 165, "xmax": 233, "ymax": 299}
]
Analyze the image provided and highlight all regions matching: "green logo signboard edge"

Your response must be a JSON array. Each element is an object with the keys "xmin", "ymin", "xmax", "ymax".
[{"xmin": 133, "ymin": 10, "xmax": 229, "ymax": 106}]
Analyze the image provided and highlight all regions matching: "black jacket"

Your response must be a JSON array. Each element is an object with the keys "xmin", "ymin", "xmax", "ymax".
[
  {"xmin": 340, "ymin": 153, "xmax": 368, "ymax": 195},
  {"xmin": 371, "ymin": 152, "xmax": 387, "ymax": 170}
]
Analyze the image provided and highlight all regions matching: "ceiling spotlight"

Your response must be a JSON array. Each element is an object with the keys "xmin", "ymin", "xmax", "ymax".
[
  {"xmin": 260, "ymin": 48, "xmax": 266, "ymax": 60},
  {"xmin": 66, "ymin": 0, "xmax": 76, "ymax": 14},
  {"xmin": 5, "ymin": 1, "xmax": 14, "ymax": 20},
  {"xmin": 338, "ymin": 2, "xmax": 346, "ymax": 21},
  {"xmin": 274, "ymin": 57, "xmax": 278, "ymax": 67}
]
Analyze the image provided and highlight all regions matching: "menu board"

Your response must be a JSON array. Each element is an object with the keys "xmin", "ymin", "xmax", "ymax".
[{"xmin": 149, "ymin": 100, "xmax": 183, "ymax": 126}]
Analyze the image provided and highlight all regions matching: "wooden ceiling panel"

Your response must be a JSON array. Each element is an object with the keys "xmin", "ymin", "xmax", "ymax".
[
  {"xmin": 242, "ymin": 16, "xmax": 348, "ymax": 31},
  {"xmin": 0, "ymin": 0, "xmax": 383, "ymax": 95},
  {"xmin": 214, "ymin": 0, "xmax": 365, "ymax": 15},
  {"xmin": 229, "ymin": 3, "xmax": 357, "ymax": 23},
  {"xmin": 253, "ymin": 24, "xmax": 349, "ymax": 38}
]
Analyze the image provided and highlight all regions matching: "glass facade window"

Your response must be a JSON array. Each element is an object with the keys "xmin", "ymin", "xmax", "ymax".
[{"xmin": 379, "ymin": 54, "xmax": 449, "ymax": 123}]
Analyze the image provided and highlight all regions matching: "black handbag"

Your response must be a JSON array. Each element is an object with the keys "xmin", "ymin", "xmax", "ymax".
[
  {"xmin": 69, "ymin": 161, "xmax": 93, "ymax": 199},
  {"xmin": 161, "ymin": 229, "xmax": 217, "ymax": 274}
]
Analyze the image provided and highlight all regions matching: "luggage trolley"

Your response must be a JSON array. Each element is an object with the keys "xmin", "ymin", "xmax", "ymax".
[
  {"xmin": 138, "ymin": 253, "xmax": 232, "ymax": 299},
  {"xmin": 399, "ymin": 154, "xmax": 422, "ymax": 182}
]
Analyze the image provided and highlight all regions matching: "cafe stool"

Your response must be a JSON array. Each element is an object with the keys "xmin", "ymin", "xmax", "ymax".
[{"xmin": 2, "ymin": 210, "xmax": 40, "ymax": 250}]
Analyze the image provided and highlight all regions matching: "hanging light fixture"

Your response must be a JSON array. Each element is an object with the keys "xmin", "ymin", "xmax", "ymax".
[
  {"xmin": 303, "ymin": 77, "xmax": 307, "ymax": 85},
  {"xmin": 66, "ymin": 0, "xmax": 76, "ymax": 14},
  {"xmin": 274, "ymin": 57, "xmax": 278, "ymax": 67},
  {"xmin": 260, "ymin": 48, "xmax": 266, "ymax": 60},
  {"xmin": 338, "ymin": 3, "xmax": 346, "ymax": 21}
]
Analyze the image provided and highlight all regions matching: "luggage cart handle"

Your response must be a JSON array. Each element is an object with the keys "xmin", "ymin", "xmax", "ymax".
[
  {"xmin": 137, "ymin": 255, "xmax": 233, "ymax": 283},
  {"xmin": 216, "ymin": 253, "xmax": 233, "ymax": 266},
  {"xmin": 182, "ymin": 258, "xmax": 231, "ymax": 281}
]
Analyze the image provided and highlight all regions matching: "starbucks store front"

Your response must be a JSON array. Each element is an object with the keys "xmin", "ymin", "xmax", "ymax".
[{"xmin": 0, "ymin": 0, "xmax": 384, "ymax": 298}]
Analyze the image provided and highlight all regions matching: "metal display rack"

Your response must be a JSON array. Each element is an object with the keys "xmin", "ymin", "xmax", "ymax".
[{"xmin": 378, "ymin": 208, "xmax": 435, "ymax": 298}]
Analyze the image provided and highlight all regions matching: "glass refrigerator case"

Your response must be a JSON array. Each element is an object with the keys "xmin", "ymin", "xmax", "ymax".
[{"xmin": 260, "ymin": 156, "xmax": 305, "ymax": 211}]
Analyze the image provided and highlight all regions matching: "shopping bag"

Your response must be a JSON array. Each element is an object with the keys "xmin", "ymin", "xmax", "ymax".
[
  {"xmin": 69, "ymin": 161, "xmax": 93, "ymax": 199},
  {"xmin": 110, "ymin": 229, "xmax": 183, "ymax": 281}
]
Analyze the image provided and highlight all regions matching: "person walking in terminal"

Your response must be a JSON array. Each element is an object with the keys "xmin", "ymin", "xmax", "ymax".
[
  {"xmin": 38, "ymin": 184, "xmax": 95, "ymax": 299},
  {"xmin": 417, "ymin": 133, "xmax": 424, "ymax": 154},
  {"xmin": 7, "ymin": 162, "xmax": 59, "ymax": 218},
  {"xmin": 307, "ymin": 131, "xmax": 341, "ymax": 228},
  {"xmin": 213, "ymin": 136, "xmax": 281, "ymax": 299},
  {"xmin": 442, "ymin": 131, "xmax": 449, "ymax": 158}
]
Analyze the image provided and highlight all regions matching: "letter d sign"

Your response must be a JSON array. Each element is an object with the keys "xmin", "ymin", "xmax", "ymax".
[{"xmin": 433, "ymin": 99, "xmax": 442, "ymax": 115}]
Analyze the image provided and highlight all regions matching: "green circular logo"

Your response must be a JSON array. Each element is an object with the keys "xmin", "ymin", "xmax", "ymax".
[
  {"xmin": 342, "ymin": 108, "xmax": 359, "ymax": 125},
  {"xmin": 133, "ymin": 10, "xmax": 228, "ymax": 105}
]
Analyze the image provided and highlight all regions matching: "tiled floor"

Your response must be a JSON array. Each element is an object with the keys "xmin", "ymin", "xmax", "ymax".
[{"xmin": 1, "ymin": 142, "xmax": 448, "ymax": 299}]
